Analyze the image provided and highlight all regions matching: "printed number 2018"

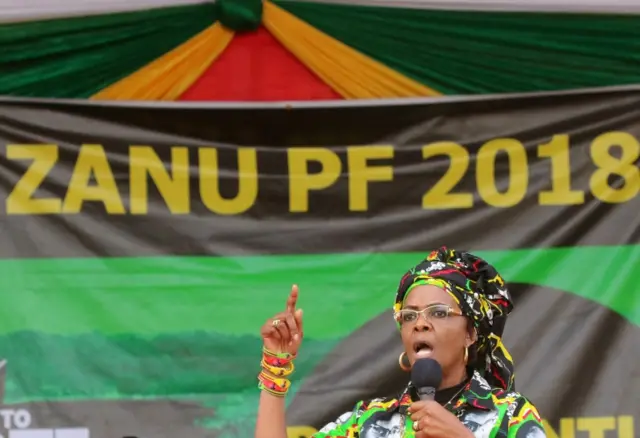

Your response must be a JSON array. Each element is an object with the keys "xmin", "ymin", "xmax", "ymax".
[
  {"xmin": 421, "ymin": 132, "xmax": 640, "ymax": 209},
  {"xmin": 421, "ymin": 139, "xmax": 528, "ymax": 208}
]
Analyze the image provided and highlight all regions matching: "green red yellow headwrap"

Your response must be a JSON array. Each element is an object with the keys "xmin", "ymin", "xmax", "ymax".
[{"xmin": 394, "ymin": 246, "xmax": 515, "ymax": 391}]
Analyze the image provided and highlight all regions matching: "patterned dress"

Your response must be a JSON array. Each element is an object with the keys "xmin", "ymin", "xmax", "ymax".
[{"xmin": 312, "ymin": 371, "xmax": 546, "ymax": 438}]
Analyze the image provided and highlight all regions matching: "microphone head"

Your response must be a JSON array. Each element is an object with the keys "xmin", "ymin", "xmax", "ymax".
[{"xmin": 411, "ymin": 358, "xmax": 443, "ymax": 389}]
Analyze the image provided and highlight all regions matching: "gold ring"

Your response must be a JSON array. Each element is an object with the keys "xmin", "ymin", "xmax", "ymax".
[
  {"xmin": 413, "ymin": 420, "xmax": 419, "ymax": 431},
  {"xmin": 272, "ymin": 319, "xmax": 281, "ymax": 327}
]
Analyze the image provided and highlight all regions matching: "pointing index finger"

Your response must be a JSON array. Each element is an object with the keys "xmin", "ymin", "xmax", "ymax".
[{"xmin": 286, "ymin": 284, "xmax": 299, "ymax": 313}]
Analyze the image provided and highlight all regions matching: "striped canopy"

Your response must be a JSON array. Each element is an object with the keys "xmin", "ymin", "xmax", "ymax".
[{"xmin": 1, "ymin": 0, "xmax": 639, "ymax": 101}]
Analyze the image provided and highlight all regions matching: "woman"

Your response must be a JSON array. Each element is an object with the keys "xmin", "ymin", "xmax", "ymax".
[{"xmin": 254, "ymin": 247, "xmax": 547, "ymax": 438}]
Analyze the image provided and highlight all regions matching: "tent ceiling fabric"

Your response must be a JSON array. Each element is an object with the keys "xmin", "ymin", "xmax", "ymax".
[
  {"xmin": 1, "ymin": 0, "xmax": 639, "ymax": 23},
  {"xmin": 0, "ymin": 0, "xmax": 214, "ymax": 23},
  {"xmin": 281, "ymin": 0, "xmax": 640, "ymax": 13}
]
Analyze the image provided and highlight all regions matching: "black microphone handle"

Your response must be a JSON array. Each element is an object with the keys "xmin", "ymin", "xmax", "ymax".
[{"xmin": 417, "ymin": 386, "xmax": 436, "ymax": 401}]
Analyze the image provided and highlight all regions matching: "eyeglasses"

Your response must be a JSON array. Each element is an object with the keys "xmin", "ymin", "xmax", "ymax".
[{"xmin": 394, "ymin": 304, "xmax": 463, "ymax": 324}]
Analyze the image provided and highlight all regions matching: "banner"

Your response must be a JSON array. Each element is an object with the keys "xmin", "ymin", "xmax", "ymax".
[{"xmin": 0, "ymin": 87, "xmax": 638, "ymax": 438}]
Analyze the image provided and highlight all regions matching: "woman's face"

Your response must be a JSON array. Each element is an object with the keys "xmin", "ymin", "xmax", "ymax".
[{"xmin": 399, "ymin": 284, "xmax": 474, "ymax": 385}]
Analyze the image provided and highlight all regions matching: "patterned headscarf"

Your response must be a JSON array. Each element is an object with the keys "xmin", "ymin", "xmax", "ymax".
[{"xmin": 394, "ymin": 246, "xmax": 515, "ymax": 391}]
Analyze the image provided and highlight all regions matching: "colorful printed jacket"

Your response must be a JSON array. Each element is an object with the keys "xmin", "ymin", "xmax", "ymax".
[{"xmin": 312, "ymin": 371, "xmax": 546, "ymax": 438}]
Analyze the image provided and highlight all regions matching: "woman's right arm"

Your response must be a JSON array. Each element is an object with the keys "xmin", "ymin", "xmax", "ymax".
[
  {"xmin": 255, "ymin": 391, "xmax": 288, "ymax": 438},
  {"xmin": 253, "ymin": 285, "xmax": 363, "ymax": 438},
  {"xmin": 254, "ymin": 285, "xmax": 303, "ymax": 438}
]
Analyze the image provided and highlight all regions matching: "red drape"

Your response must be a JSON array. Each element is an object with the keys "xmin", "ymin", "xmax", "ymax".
[{"xmin": 179, "ymin": 26, "xmax": 341, "ymax": 101}]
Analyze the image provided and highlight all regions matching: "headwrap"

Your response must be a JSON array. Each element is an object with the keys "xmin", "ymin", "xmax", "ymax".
[{"xmin": 394, "ymin": 246, "xmax": 515, "ymax": 391}]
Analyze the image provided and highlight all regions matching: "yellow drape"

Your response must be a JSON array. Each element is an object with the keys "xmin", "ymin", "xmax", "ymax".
[
  {"xmin": 262, "ymin": 2, "xmax": 440, "ymax": 99},
  {"xmin": 91, "ymin": 23, "xmax": 234, "ymax": 101}
]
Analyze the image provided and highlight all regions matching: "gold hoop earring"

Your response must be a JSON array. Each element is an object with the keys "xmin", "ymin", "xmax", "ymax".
[
  {"xmin": 399, "ymin": 352, "xmax": 411, "ymax": 372},
  {"xmin": 463, "ymin": 346, "xmax": 469, "ymax": 365}
]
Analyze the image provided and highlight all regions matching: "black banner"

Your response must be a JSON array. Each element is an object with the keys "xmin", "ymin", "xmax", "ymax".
[{"xmin": 0, "ymin": 88, "xmax": 638, "ymax": 438}]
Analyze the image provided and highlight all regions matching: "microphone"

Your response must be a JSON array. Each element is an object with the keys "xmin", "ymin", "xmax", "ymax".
[{"xmin": 411, "ymin": 358, "xmax": 442, "ymax": 401}]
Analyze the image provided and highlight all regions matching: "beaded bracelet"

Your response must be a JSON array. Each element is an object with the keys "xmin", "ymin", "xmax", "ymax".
[
  {"xmin": 261, "ymin": 358, "xmax": 295, "ymax": 377},
  {"xmin": 258, "ymin": 370, "xmax": 291, "ymax": 397},
  {"xmin": 262, "ymin": 347, "xmax": 296, "ymax": 367}
]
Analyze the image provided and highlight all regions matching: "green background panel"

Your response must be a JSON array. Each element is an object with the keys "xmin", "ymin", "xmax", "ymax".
[
  {"xmin": 0, "ymin": 245, "xmax": 637, "ymax": 403},
  {"xmin": 1, "ymin": 246, "xmax": 637, "ymax": 338}
]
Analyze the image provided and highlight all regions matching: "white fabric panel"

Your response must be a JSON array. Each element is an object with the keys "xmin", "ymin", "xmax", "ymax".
[
  {"xmin": 284, "ymin": 0, "xmax": 640, "ymax": 14},
  {"xmin": 0, "ymin": 0, "xmax": 214, "ymax": 23}
]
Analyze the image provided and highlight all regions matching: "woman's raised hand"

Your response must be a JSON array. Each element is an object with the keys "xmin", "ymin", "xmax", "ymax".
[
  {"xmin": 255, "ymin": 286, "xmax": 304, "ymax": 437},
  {"xmin": 260, "ymin": 284, "xmax": 304, "ymax": 356}
]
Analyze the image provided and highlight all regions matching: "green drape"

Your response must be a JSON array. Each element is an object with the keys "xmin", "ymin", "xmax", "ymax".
[
  {"xmin": 216, "ymin": 0, "xmax": 263, "ymax": 31},
  {"xmin": 277, "ymin": 1, "xmax": 640, "ymax": 95},
  {"xmin": 0, "ymin": 4, "xmax": 216, "ymax": 98}
]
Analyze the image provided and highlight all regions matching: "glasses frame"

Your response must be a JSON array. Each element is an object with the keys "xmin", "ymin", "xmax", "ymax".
[{"xmin": 394, "ymin": 304, "xmax": 464, "ymax": 325}]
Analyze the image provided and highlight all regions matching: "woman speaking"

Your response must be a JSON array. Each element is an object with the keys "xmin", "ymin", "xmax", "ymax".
[{"xmin": 254, "ymin": 247, "xmax": 547, "ymax": 438}]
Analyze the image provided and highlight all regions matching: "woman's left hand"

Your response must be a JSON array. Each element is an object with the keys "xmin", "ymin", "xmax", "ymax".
[{"xmin": 408, "ymin": 401, "xmax": 474, "ymax": 438}]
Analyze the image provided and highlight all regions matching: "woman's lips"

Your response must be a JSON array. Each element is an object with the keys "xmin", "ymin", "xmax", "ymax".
[{"xmin": 413, "ymin": 340, "xmax": 434, "ymax": 358}]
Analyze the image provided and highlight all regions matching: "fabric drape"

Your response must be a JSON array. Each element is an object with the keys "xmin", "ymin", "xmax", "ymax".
[
  {"xmin": 216, "ymin": 0, "xmax": 263, "ymax": 31},
  {"xmin": 263, "ymin": 1, "xmax": 440, "ymax": 99},
  {"xmin": 92, "ymin": 23, "xmax": 233, "ymax": 100},
  {"xmin": 280, "ymin": 0, "xmax": 640, "ymax": 14},
  {"xmin": 179, "ymin": 27, "xmax": 341, "ymax": 101},
  {"xmin": 3, "ymin": 0, "xmax": 640, "ymax": 24},
  {"xmin": 277, "ymin": 1, "xmax": 640, "ymax": 95},
  {"xmin": 0, "ymin": 4, "xmax": 216, "ymax": 98},
  {"xmin": 0, "ymin": 0, "xmax": 210, "ymax": 23}
]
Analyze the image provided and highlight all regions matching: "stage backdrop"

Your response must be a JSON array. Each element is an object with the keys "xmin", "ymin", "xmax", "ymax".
[{"xmin": 0, "ymin": 87, "xmax": 638, "ymax": 438}]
